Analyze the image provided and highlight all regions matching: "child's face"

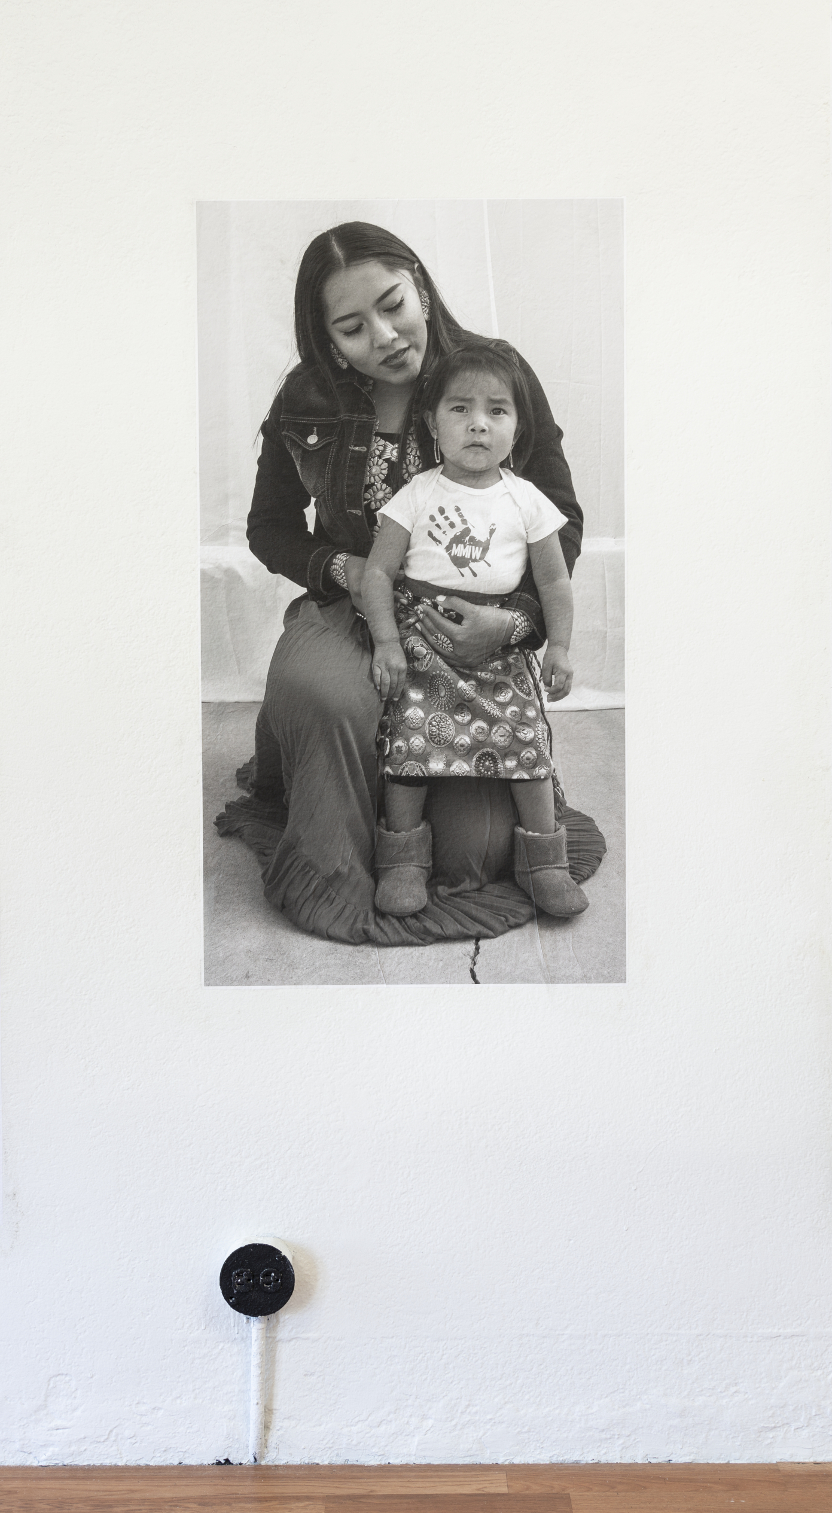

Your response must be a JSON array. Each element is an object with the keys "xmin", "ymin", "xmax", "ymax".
[{"xmin": 427, "ymin": 371, "xmax": 518, "ymax": 481}]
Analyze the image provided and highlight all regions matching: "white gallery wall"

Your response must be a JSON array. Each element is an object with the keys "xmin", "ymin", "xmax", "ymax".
[
  {"xmin": 2, "ymin": 0, "xmax": 831, "ymax": 1468},
  {"xmin": 199, "ymin": 200, "xmax": 624, "ymax": 707}
]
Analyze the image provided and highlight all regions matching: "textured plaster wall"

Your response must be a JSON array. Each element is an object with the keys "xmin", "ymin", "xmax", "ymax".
[{"xmin": 1, "ymin": 0, "xmax": 830, "ymax": 1467}]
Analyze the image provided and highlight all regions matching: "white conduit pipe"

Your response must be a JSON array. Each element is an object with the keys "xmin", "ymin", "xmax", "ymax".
[{"xmin": 248, "ymin": 1314, "xmax": 267, "ymax": 1463}]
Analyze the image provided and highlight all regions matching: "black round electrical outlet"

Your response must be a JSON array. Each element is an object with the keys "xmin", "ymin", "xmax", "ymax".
[{"xmin": 219, "ymin": 1243, "xmax": 295, "ymax": 1317}]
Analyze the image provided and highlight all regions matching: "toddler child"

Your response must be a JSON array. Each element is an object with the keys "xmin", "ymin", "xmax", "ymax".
[{"xmin": 362, "ymin": 338, "xmax": 589, "ymax": 920}]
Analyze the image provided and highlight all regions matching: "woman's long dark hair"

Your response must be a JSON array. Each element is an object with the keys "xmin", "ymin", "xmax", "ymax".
[{"xmin": 292, "ymin": 221, "xmax": 466, "ymax": 482}]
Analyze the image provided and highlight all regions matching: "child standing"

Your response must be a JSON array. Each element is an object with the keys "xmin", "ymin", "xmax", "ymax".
[{"xmin": 362, "ymin": 339, "xmax": 589, "ymax": 920}]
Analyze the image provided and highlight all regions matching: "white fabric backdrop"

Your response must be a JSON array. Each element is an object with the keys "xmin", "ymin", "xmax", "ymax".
[{"xmin": 198, "ymin": 200, "xmax": 624, "ymax": 706}]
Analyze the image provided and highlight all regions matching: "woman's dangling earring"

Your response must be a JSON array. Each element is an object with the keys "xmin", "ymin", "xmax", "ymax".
[
  {"xmin": 420, "ymin": 291, "xmax": 431, "ymax": 320},
  {"xmin": 329, "ymin": 341, "xmax": 348, "ymax": 369},
  {"xmin": 508, "ymin": 448, "xmax": 514, "ymax": 469},
  {"xmin": 433, "ymin": 436, "xmax": 441, "ymax": 465}
]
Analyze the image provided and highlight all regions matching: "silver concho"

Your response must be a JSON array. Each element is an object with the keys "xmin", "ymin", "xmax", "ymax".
[
  {"xmin": 520, "ymin": 747, "xmax": 537, "ymax": 767},
  {"xmin": 525, "ymin": 705, "xmax": 539, "ymax": 721},
  {"xmin": 490, "ymin": 657, "xmax": 511, "ymax": 674},
  {"xmin": 456, "ymin": 679, "xmax": 477, "ymax": 702},
  {"xmin": 427, "ymin": 755, "xmax": 446, "ymax": 775},
  {"xmin": 503, "ymin": 755, "xmax": 518, "ymax": 773},
  {"xmin": 532, "ymin": 765, "xmax": 552, "ymax": 780},
  {"xmin": 426, "ymin": 711, "xmax": 456, "ymax": 747},
  {"xmin": 535, "ymin": 719, "xmax": 550, "ymax": 747},
  {"xmin": 449, "ymin": 759, "xmax": 471, "ymax": 776},
  {"xmin": 404, "ymin": 705, "xmax": 426, "ymax": 728},
  {"xmin": 516, "ymin": 725, "xmax": 536, "ymax": 743},
  {"xmin": 476, "ymin": 668, "xmax": 495, "ymax": 684},
  {"xmin": 470, "ymin": 719, "xmax": 490, "ymax": 743},
  {"xmin": 512, "ymin": 769, "xmax": 531, "ymax": 780},
  {"xmin": 512, "ymin": 672, "xmax": 533, "ymax": 698},
  {"xmin": 399, "ymin": 760, "xmax": 427, "ymax": 778},
  {"xmin": 408, "ymin": 686, "xmax": 425, "ymax": 703},
  {"xmin": 391, "ymin": 737, "xmax": 409, "ymax": 760},
  {"xmin": 453, "ymin": 703, "xmax": 472, "ymax": 724},
  {"xmin": 409, "ymin": 735, "xmax": 427, "ymax": 755},
  {"xmin": 453, "ymin": 733, "xmax": 472, "ymax": 756},
  {"xmin": 473, "ymin": 748, "xmax": 503, "ymax": 778},
  {"xmin": 478, "ymin": 697, "xmax": 501, "ymax": 719},
  {"xmin": 404, "ymin": 636, "xmax": 433, "ymax": 668},
  {"xmin": 506, "ymin": 705, "xmax": 522, "ymax": 722},
  {"xmin": 493, "ymin": 681, "xmax": 513, "ymax": 703},
  {"xmin": 379, "ymin": 736, "xmax": 390, "ymax": 756},
  {"xmin": 428, "ymin": 671, "xmax": 456, "ymax": 710},
  {"xmin": 490, "ymin": 723, "xmax": 514, "ymax": 749}
]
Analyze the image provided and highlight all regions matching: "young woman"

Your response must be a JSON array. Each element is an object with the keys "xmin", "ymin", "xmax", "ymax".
[{"xmin": 216, "ymin": 221, "xmax": 605, "ymax": 945}]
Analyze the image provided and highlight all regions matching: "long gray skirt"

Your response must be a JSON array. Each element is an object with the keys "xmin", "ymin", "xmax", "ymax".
[{"xmin": 215, "ymin": 596, "xmax": 605, "ymax": 946}]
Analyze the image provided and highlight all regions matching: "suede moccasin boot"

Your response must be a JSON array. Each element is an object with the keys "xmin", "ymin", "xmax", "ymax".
[
  {"xmin": 374, "ymin": 821, "xmax": 432, "ymax": 916},
  {"xmin": 513, "ymin": 824, "xmax": 590, "ymax": 917}
]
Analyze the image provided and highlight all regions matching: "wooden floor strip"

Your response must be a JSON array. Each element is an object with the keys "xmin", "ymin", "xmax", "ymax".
[
  {"xmin": 508, "ymin": 1463, "xmax": 832, "ymax": 1513},
  {"xmin": 0, "ymin": 1463, "xmax": 828, "ymax": 1513},
  {"xmin": 321, "ymin": 1500, "xmax": 572, "ymax": 1513}
]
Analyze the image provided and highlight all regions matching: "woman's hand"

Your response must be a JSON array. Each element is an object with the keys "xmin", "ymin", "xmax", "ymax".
[
  {"xmin": 414, "ymin": 596, "xmax": 514, "ymax": 668},
  {"xmin": 541, "ymin": 643, "xmax": 574, "ymax": 701},
  {"xmin": 372, "ymin": 639, "xmax": 407, "ymax": 702},
  {"xmin": 344, "ymin": 555, "xmax": 366, "ymax": 614}
]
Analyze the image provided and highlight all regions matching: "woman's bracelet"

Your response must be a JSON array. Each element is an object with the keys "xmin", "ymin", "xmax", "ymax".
[
  {"xmin": 329, "ymin": 551, "xmax": 349, "ymax": 590},
  {"xmin": 508, "ymin": 608, "xmax": 534, "ymax": 645}
]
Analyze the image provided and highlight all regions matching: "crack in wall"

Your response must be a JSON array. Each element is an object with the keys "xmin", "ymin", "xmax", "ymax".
[{"xmin": 469, "ymin": 937, "xmax": 481, "ymax": 984}]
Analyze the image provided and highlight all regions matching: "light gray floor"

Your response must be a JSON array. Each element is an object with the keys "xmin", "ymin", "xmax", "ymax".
[{"xmin": 203, "ymin": 703, "xmax": 625, "ymax": 986}]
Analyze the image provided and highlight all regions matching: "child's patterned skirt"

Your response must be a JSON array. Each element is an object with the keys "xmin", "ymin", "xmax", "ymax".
[{"xmin": 378, "ymin": 625, "xmax": 557, "ymax": 783}]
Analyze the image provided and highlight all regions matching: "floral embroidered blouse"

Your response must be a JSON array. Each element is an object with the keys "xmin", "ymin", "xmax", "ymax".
[{"xmin": 363, "ymin": 426, "xmax": 423, "ymax": 527}]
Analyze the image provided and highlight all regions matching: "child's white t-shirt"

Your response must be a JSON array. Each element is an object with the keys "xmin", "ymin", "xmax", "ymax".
[{"xmin": 377, "ymin": 467, "xmax": 568, "ymax": 594}]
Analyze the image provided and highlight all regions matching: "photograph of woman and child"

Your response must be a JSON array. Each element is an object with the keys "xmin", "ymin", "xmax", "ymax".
[{"xmin": 203, "ymin": 203, "xmax": 624, "ymax": 984}]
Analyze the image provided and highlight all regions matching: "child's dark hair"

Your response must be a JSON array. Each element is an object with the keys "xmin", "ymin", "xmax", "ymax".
[{"xmin": 415, "ymin": 337, "xmax": 536, "ymax": 472}]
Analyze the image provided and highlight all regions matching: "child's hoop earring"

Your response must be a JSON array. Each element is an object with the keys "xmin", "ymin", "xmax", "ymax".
[
  {"xmin": 420, "ymin": 291, "xmax": 431, "ymax": 320},
  {"xmin": 329, "ymin": 341, "xmax": 349, "ymax": 370},
  {"xmin": 433, "ymin": 437, "xmax": 441, "ymax": 465}
]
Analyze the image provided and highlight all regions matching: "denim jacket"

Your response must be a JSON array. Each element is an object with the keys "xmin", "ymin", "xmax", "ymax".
[{"xmin": 247, "ymin": 344, "xmax": 583, "ymax": 645}]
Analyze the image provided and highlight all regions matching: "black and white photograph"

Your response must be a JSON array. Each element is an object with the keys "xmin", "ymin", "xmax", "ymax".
[{"xmin": 201, "ymin": 201, "xmax": 625, "ymax": 985}]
